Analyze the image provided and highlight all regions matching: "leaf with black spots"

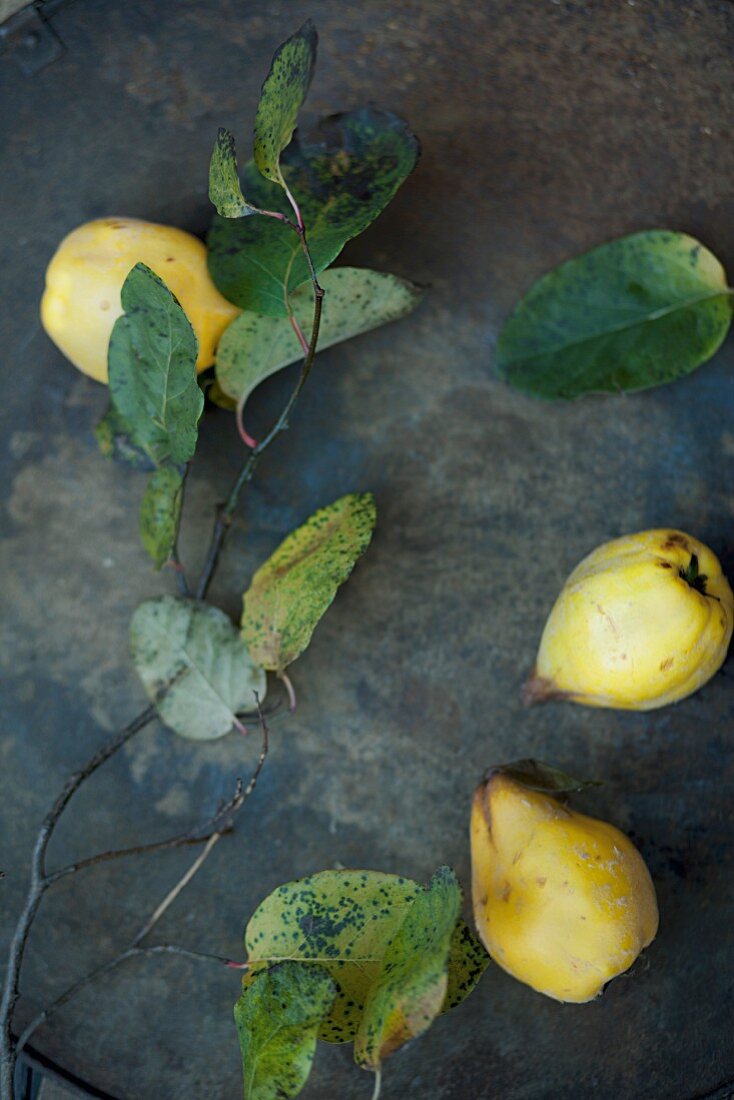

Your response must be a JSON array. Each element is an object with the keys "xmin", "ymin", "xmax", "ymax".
[
  {"xmin": 208, "ymin": 108, "xmax": 420, "ymax": 314},
  {"xmin": 488, "ymin": 759, "xmax": 601, "ymax": 795},
  {"xmin": 234, "ymin": 961, "xmax": 335, "ymax": 1100},
  {"xmin": 130, "ymin": 596, "xmax": 266, "ymax": 740},
  {"xmin": 139, "ymin": 465, "xmax": 185, "ymax": 570},
  {"xmin": 497, "ymin": 230, "xmax": 733, "ymax": 398},
  {"xmin": 108, "ymin": 263, "xmax": 203, "ymax": 464},
  {"xmin": 253, "ymin": 20, "xmax": 318, "ymax": 191},
  {"xmin": 216, "ymin": 267, "xmax": 423, "ymax": 416},
  {"xmin": 354, "ymin": 867, "xmax": 461, "ymax": 1070},
  {"xmin": 209, "ymin": 128, "xmax": 258, "ymax": 218},
  {"xmin": 241, "ymin": 493, "xmax": 376, "ymax": 673}
]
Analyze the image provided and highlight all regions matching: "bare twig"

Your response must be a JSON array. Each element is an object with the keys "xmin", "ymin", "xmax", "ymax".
[
  {"xmin": 13, "ymin": 700, "xmax": 270, "ymax": 1066},
  {"xmin": 0, "ymin": 705, "xmax": 157, "ymax": 1098}
]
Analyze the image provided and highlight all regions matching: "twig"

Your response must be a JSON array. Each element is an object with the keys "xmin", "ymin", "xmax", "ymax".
[
  {"xmin": 0, "ymin": 706, "xmax": 157, "ymax": 1099},
  {"xmin": 13, "ymin": 699, "xmax": 271, "ymax": 1065},
  {"xmin": 195, "ymin": 227, "xmax": 325, "ymax": 602}
]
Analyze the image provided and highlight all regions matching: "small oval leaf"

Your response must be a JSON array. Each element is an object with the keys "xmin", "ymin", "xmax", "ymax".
[
  {"xmin": 497, "ymin": 230, "xmax": 732, "ymax": 399},
  {"xmin": 216, "ymin": 267, "xmax": 422, "ymax": 413},
  {"xmin": 209, "ymin": 128, "xmax": 258, "ymax": 218},
  {"xmin": 241, "ymin": 492, "xmax": 377, "ymax": 672},
  {"xmin": 486, "ymin": 758, "xmax": 601, "ymax": 795},
  {"xmin": 139, "ymin": 465, "xmax": 184, "ymax": 570},
  {"xmin": 354, "ymin": 866, "xmax": 461, "ymax": 1070},
  {"xmin": 253, "ymin": 20, "xmax": 318, "ymax": 190},
  {"xmin": 108, "ymin": 263, "xmax": 204, "ymax": 464},
  {"xmin": 130, "ymin": 596, "xmax": 266, "ymax": 740},
  {"xmin": 234, "ymin": 961, "xmax": 335, "ymax": 1100}
]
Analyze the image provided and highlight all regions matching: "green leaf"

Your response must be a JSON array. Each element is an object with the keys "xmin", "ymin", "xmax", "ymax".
[
  {"xmin": 497, "ymin": 230, "xmax": 733, "ymax": 399},
  {"xmin": 444, "ymin": 918, "xmax": 490, "ymax": 1011},
  {"xmin": 208, "ymin": 108, "xmax": 420, "ymax": 314},
  {"xmin": 108, "ymin": 263, "xmax": 204, "ymax": 464},
  {"xmin": 244, "ymin": 870, "xmax": 421, "ymax": 1043},
  {"xmin": 234, "ymin": 962, "xmax": 335, "ymax": 1100},
  {"xmin": 354, "ymin": 867, "xmax": 461, "ymax": 1069},
  {"xmin": 139, "ymin": 465, "xmax": 185, "ymax": 570},
  {"xmin": 130, "ymin": 595, "xmax": 266, "ymax": 740},
  {"xmin": 95, "ymin": 404, "xmax": 155, "ymax": 471},
  {"xmin": 241, "ymin": 492, "xmax": 377, "ymax": 672},
  {"xmin": 489, "ymin": 758, "xmax": 601, "ymax": 795},
  {"xmin": 253, "ymin": 20, "xmax": 318, "ymax": 190},
  {"xmin": 209, "ymin": 128, "xmax": 258, "ymax": 218},
  {"xmin": 216, "ymin": 267, "xmax": 423, "ymax": 412},
  {"xmin": 242, "ymin": 868, "xmax": 483, "ymax": 1045}
]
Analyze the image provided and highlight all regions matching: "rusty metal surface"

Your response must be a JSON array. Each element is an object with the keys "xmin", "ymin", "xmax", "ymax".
[{"xmin": 1, "ymin": 1, "xmax": 734, "ymax": 1097}]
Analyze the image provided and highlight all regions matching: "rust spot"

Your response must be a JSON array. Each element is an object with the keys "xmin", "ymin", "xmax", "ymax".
[
  {"xmin": 165, "ymin": 256, "xmax": 175, "ymax": 262},
  {"xmin": 99, "ymin": 300, "xmax": 110, "ymax": 311},
  {"xmin": 536, "ymin": 876, "xmax": 547, "ymax": 888},
  {"xmin": 658, "ymin": 560, "xmax": 673, "ymax": 569},
  {"xmin": 660, "ymin": 657, "xmax": 674, "ymax": 671},
  {"xmin": 501, "ymin": 882, "xmax": 512, "ymax": 903},
  {"xmin": 512, "ymin": 851, "xmax": 521, "ymax": 865},
  {"xmin": 662, "ymin": 533, "xmax": 689, "ymax": 551}
]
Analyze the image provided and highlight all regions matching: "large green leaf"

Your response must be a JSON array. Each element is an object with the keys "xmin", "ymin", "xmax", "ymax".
[
  {"xmin": 497, "ymin": 230, "xmax": 733, "ymax": 399},
  {"xmin": 242, "ymin": 868, "xmax": 485, "ymax": 1045},
  {"xmin": 241, "ymin": 493, "xmax": 376, "ymax": 672},
  {"xmin": 354, "ymin": 867, "xmax": 461, "ymax": 1069},
  {"xmin": 130, "ymin": 596, "xmax": 266, "ymax": 740},
  {"xmin": 108, "ymin": 263, "xmax": 204, "ymax": 464},
  {"xmin": 234, "ymin": 962, "xmax": 335, "ymax": 1100},
  {"xmin": 253, "ymin": 20, "xmax": 318, "ymax": 190},
  {"xmin": 139, "ymin": 465, "xmax": 184, "ymax": 570},
  {"xmin": 216, "ymin": 267, "xmax": 423, "ymax": 413},
  {"xmin": 209, "ymin": 128, "xmax": 257, "ymax": 219},
  {"xmin": 208, "ymin": 108, "xmax": 420, "ymax": 314}
]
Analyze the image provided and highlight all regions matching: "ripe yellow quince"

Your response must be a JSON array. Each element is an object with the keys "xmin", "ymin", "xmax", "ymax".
[
  {"xmin": 470, "ymin": 765, "xmax": 658, "ymax": 1003},
  {"xmin": 525, "ymin": 529, "xmax": 733, "ymax": 710},
  {"xmin": 41, "ymin": 217, "xmax": 240, "ymax": 383}
]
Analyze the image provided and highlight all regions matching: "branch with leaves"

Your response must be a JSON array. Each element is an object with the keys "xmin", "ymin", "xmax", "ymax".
[{"xmin": 3, "ymin": 18, "xmax": 423, "ymax": 1100}]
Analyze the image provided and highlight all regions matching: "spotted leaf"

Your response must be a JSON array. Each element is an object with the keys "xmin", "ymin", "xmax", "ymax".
[
  {"xmin": 139, "ymin": 465, "xmax": 185, "ymax": 570},
  {"xmin": 208, "ymin": 108, "xmax": 420, "ymax": 314},
  {"xmin": 253, "ymin": 20, "xmax": 318, "ymax": 190},
  {"xmin": 234, "ymin": 961, "xmax": 335, "ymax": 1100},
  {"xmin": 241, "ymin": 492, "xmax": 376, "ymax": 672},
  {"xmin": 209, "ymin": 128, "xmax": 258, "ymax": 218},
  {"xmin": 354, "ymin": 867, "xmax": 461, "ymax": 1070}
]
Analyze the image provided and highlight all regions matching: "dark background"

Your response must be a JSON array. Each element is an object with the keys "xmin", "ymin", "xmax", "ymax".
[{"xmin": 2, "ymin": 1, "xmax": 733, "ymax": 1097}]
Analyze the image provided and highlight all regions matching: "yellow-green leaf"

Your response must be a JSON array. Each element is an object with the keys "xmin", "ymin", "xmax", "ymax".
[
  {"xmin": 253, "ymin": 20, "xmax": 318, "ymax": 190},
  {"xmin": 215, "ymin": 267, "xmax": 423, "ymax": 415},
  {"xmin": 209, "ymin": 128, "xmax": 258, "ymax": 218},
  {"xmin": 241, "ymin": 492, "xmax": 377, "ymax": 672},
  {"xmin": 139, "ymin": 465, "xmax": 184, "ymax": 570},
  {"xmin": 354, "ymin": 867, "xmax": 461, "ymax": 1070},
  {"xmin": 234, "ymin": 962, "xmax": 335, "ymax": 1100}
]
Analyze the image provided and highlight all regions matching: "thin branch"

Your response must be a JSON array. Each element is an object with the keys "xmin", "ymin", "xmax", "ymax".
[
  {"xmin": 195, "ymin": 229, "xmax": 325, "ymax": 602},
  {"xmin": 0, "ymin": 706, "xmax": 157, "ymax": 1099},
  {"xmin": 12, "ymin": 699, "xmax": 271, "ymax": 1067}
]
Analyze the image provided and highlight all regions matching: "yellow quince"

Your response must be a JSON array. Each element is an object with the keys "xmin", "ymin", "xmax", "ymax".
[
  {"xmin": 41, "ymin": 217, "xmax": 239, "ymax": 383},
  {"xmin": 525, "ymin": 529, "xmax": 733, "ymax": 710},
  {"xmin": 471, "ymin": 765, "xmax": 658, "ymax": 1003}
]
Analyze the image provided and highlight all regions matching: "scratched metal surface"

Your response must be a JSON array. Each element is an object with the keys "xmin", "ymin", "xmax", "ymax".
[{"xmin": 2, "ymin": 1, "xmax": 734, "ymax": 1097}]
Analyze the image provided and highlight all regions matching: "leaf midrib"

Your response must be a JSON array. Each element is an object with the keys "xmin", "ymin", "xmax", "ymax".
[{"xmin": 500, "ymin": 287, "xmax": 731, "ymax": 368}]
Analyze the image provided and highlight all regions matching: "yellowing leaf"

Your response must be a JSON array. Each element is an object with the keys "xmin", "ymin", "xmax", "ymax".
[
  {"xmin": 253, "ymin": 20, "xmax": 318, "ymax": 191},
  {"xmin": 354, "ymin": 867, "xmax": 461, "ymax": 1070},
  {"xmin": 215, "ymin": 267, "xmax": 423, "ymax": 415},
  {"xmin": 241, "ymin": 493, "xmax": 376, "ymax": 672},
  {"xmin": 209, "ymin": 128, "xmax": 257, "ymax": 219},
  {"xmin": 130, "ymin": 596, "xmax": 266, "ymax": 740},
  {"xmin": 234, "ymin": 962, "xmax": 335, "ymax": 1100},
  {"xmin": 139, "ymin": 465, "xmax": 184, "ymax": 570}
]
